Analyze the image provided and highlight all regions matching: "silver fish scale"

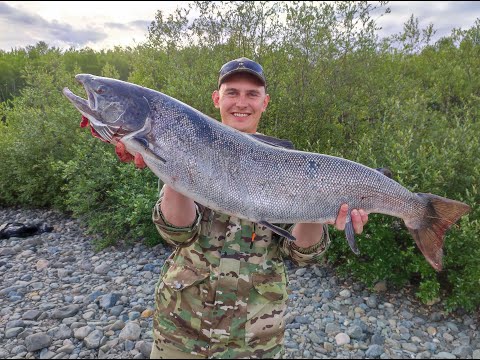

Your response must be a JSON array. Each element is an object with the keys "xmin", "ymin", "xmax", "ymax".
[{"xmin": 144, "ymin": 96, "xmax": 426, "ymax": 225}]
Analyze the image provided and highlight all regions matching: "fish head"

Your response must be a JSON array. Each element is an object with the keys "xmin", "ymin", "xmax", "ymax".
[{"xmin": 63, "ymin": 74, "xmax": 151, "ymax": 143}]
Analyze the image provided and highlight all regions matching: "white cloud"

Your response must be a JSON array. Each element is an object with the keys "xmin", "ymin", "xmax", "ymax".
[{"xmin": 1, "ymin": 1, "xmax": 479, "ymax": 52}]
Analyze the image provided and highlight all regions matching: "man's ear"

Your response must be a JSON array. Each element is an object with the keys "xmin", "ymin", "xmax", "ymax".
[
  {"xmin": 262, "ymin": 94, "xmax": 270, "ymax": 112},
  {"xmin": 212, "ymin": 90, "xmax": 220, "ymax": 109}
]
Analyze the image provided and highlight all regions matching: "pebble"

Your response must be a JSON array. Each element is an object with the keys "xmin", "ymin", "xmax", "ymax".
[{"xmin": 1, "ymin": 207, "xmax": 478, "ymax": 359}]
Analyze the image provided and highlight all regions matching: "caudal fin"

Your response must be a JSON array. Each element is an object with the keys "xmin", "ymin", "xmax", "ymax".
[{"xmin": 406, "ymin": 193, "xmax": 471, "ymax": 272}]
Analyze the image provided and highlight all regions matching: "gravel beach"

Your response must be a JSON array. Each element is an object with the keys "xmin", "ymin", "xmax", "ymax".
[{"xmin": 1, "ymin": 207, "xmax": 478, "ymax": 359}]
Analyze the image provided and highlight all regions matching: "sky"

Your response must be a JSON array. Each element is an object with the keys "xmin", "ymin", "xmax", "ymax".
[{"xmin": 1, "ymin": 1, "xmax": 479, "ymax": 52}]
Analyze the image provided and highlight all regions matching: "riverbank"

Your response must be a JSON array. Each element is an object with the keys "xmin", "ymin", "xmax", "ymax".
[{"xmin": 0, "ymin": 207, "xmax": 478, "ymax": 359}]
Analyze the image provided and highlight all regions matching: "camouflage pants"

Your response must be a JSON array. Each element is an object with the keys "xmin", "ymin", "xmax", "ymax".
[
  {"xmin": 150, "ymin": 341, "xmax": 205, "ymax": 359},
  {"xmin": 150, "ymin": 343, "xmax": 284, "ymax": 359}
]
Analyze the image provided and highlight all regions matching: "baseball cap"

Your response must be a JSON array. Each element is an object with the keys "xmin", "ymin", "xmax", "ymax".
[{"xmin": 218, "ymin": 57, "xmax": 266, "ymax": 88}]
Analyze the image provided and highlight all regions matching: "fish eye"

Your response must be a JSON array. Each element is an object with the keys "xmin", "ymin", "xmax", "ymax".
[{"xmin": 95, "ymin": 85, "xmax": 107, "ymax": 94}]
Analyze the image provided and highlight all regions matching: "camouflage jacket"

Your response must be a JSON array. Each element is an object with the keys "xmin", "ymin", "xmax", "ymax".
[{"xmin": 151, "ymin": 185, "xmax": 330, "ymax": 358}]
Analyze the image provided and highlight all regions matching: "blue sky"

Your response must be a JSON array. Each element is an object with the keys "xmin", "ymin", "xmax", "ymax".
[{"xmin": 1, "ymin": 1, "xmax": 479, "ymax": 51}]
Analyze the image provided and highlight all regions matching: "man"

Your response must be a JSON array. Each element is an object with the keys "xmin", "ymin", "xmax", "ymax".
[{"xmin": 117, "ymin": 57, "xmax": 368, "ymax": 358}]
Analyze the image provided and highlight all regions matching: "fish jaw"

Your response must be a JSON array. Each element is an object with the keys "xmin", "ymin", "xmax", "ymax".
[
  {"xmin": 62, "ymin": 87, "xmax": 97, "ymax": 119},
  {"xmin": 63, "ymin": 86, "xmax": 118, "ymax": 143}
]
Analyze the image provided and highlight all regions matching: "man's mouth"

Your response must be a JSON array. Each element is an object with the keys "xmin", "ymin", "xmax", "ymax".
[{"xmin": 233, "ymin": 113, "xmax": 250, "ymax": 118}]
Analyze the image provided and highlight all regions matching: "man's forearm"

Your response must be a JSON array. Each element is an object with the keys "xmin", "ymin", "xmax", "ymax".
[
  {"xmin": 292, "ymin": 223, "xmax": 324, "ymax": 248},
  {"xmin": 160, "ymin": 185, "xmax": 197, "ymax": 227}
]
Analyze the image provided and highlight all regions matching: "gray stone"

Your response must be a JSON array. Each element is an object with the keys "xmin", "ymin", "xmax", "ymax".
[
  {"xmin": 25, "ymin": 333, "xmax": 52, "ymax": 352},
  {"xmin": 100, "ymin": 293, "xmax": 120, "ymax": 309},
  {"xmin": 452, "ymin": 345, "xmax": 473, "ymax": 358},
  {"xmin": 295, "ymin": 268, "xmax": 307, "ymax": 276},
  {"xmin": 84, "ymin": 290, "xmax": 103, "ymax": 304},
  {"xmin": 124, "ymin": 339, "xmax": 135, "ymax": 351},
  {"xmin": 11, "ymin": 345, "xmax": 27, "ymax": 354},
  {"xmin": 109, "ymin": 319, "xmax": 126, "ymax": 331},
  {"xmin": 136, "ymin": 341, "xmax": 153, "ymax": 358},
  {"xmin": 366, "ymin": 345, "xmax": 384, "ymax": 358},
  {"xmin": 94, "ymin": 263, "xmax": 110, "ymax": 274},
  {"xmin": 415, "ymin": 351, "xmax": 432, "ymax": 359},
  {"xmin": 5, "ymin": 327, "xmax": 24, "ymax": 338},
  {"xmin": 51, "ymin": 304, "xmax": 80, "ymax": 319},
  {"xmin": 74, "ymin": 326, "xmax": 93, "ymax": 340},
  {"xmin": 473, "ymin": 350, "xmax": 480, "ymax": 359},
  {"xmin": 39, "ymin": 349, "xmax": 56, "ymax": 359},
  {"xmin": 22, "ymin": 309, "xmax": 41, "ymax": 320},
  {"xmin": 51, "ymin": 324, "xmax": 73, "ymax": 340},
  {"xmin": 371, "ymin": 333, "xmax": 384, "ymax": 345},
  {"xmin": 347, "ymin": 325, "xmax": 364, "ymax": 339},
  {"xmin": 434, "ymin": 352, "xmax": 456, "ymax": 359},
  {"xmin": 402, "ymin": 343, "xmax": 418, "ymax": 353},
  {"xmin": 57, "ymin": 344, "xmax": 75, "ymax": 354},
  {"xmin": 307, "ymin": 332, "xmax": 323, "ymax": 344},
  {"xmin": 325, "ymin": 323, "xmax": 340, "ymax": 334},
  {"xmin": 119, "ymin": 322, "xmax": 141, "ymax": 341},
  {"xmin": 109, "ymin": 305, "xmax": 124, "ymax": 316},
  {"xmin": 84, "ymin": 329, "xmax": 103, "ymax": 349},
  {"xmin": 6, "ymin": 319, "xmax": 25, "ymax": 329},
  {"xmin": 335, "ymin": 333, "xmax": 350, "ymax": 345}
]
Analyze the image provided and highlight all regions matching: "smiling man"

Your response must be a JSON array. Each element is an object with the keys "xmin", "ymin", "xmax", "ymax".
[
  {"xmin": 212, "ymin": 58, "xmax": 270, "ymax": 134},
  {"xmin": 141, "ymin": 57, "xmax": 369, "ymax": 359}
]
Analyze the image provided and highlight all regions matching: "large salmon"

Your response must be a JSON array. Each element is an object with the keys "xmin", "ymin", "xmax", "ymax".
[{"xmin": 63, "ymin": 74, "xmax": 471, "ymax": 271}]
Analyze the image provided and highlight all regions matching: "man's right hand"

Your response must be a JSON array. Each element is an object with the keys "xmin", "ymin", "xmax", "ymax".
[{"xmin": 115, "ymin": 141, "xmax": 147, "ymax": 169}]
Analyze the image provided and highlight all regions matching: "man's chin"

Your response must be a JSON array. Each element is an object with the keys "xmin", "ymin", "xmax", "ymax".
[{"xmin": 223, "ymin": 120, "xmax": 254, "ymax": 133}]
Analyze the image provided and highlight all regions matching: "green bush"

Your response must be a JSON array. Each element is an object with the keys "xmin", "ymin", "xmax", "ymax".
[
  {"xmin": 0, "ymin": 63, "xmax": 83, "ymax": 207},
  {"xmin": 54, "ymin": 139, "xmax": 160, "ymax": 250}
]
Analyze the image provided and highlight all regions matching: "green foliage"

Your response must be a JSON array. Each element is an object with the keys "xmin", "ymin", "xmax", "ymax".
[
  {"xmin": 0, "ymin": 1, "xmax": 478, "ymax": 312},
  {"xmin": 54, "ymin": 140, "xmax": 160, "ymax": 250},
  {"xmin": 0, "ymin": 58, "xmax": 82, "ymax": 207}
]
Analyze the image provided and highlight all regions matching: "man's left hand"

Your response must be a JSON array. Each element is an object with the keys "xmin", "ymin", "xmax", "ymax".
[{"xmin": 333, "ymin": 204, "xmax": 368, "ymax": 234}]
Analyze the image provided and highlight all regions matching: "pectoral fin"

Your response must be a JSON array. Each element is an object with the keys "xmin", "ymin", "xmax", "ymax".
[
  {"xmin": 129, "ymin": 136, "xmax": 166, "ymax": 164},
  {"xmin": 259, "ymin": 221, "xmax": 296, "ymax": 241},
  {"xmin": 345, "ymin": 221, "xmax": 360, "ymax": 255}
]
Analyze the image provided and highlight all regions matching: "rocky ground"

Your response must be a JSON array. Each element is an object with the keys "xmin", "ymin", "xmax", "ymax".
[{"xmin": 0, "ymin": 207, "xmax": 479, "ymax": 359}]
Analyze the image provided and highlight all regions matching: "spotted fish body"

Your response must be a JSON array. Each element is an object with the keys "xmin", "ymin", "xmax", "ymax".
[{"xmin": 63, "ymin": 75, "xmax": 471, "ymax": 271}]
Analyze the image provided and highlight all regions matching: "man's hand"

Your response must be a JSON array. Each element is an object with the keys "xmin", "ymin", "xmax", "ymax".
[
  {"xmin": 115, "ymin": 141, "xmax": 147, "ymax": 169},
  {"xmin": 80, "ymin": 115, "xmax": 146, "ymax": 169},
  {"xmin": 333, "ymin": 204, "xmax": 368, "ymax": 234}
]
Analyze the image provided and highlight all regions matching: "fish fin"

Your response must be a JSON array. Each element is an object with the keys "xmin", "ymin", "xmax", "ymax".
[
  {"xmin": 345, "ymin": 221, "xmax": 360, "ymax": 255},
  {"xmin": 143, "ymin": 146, "xmax": 167, "ymax": 164},
  {"xmin": 406, "ymin": 193, "xmax": 471, "ymax": 272},
  {"xmin": 249, "ymin": 134, "xmax": 295, "ymax": 149},
  {"xmin": 133, "ymin": 136, "xmax": 149, "ymax": 149},
  {"xmin": 259, "ymin": 221, "xmax": 296, "ymax": 241},
  {"xmin": 375, "ymin": 167, "xmax": 393, "ymax": 179},
  {"xmin": 129, "ymin": 137, "xmax": 167, "ymax": 164}
]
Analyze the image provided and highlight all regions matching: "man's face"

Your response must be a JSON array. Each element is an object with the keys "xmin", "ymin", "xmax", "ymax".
[{"xmin": 212, "ymin": 73, "xmax": 270, "ymax": 134}]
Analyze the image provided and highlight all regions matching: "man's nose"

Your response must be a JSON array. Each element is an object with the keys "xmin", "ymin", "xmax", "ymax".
[{"xmin": 235, "ymin": 94, "xmax": 248, "ymax": 107}]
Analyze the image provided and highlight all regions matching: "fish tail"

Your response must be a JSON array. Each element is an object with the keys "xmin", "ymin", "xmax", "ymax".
[{"xmin": 406, "ymin": 193, "xmax": 471, "ymax": 272}]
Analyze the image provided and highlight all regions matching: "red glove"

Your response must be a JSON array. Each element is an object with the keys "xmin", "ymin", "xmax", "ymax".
[
  {"xmin": 81, "ymin": 115, "xmax": 108, "ymax": 143},
  {"xmin": 115, "ymin": 142, "xmax": 147, "ymax": 169},
  {"xmin": 81, "ymin": 116, "xmax": 146, "ymax": 169}
]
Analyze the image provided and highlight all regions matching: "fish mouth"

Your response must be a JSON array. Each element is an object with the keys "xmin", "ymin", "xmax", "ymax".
[{"xmin": 62, "ymin": 75, "xmax": 119, "ymax": 143}]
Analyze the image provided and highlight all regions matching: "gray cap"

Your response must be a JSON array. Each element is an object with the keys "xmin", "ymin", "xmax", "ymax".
[{"xmin": 218, "ymin": 57, "xmax": 266, "ymax": 88}]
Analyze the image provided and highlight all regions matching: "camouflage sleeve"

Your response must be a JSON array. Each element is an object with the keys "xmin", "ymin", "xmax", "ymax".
[
  {"xmin": 278, "ymin": 224, "xmax": 331, "ymax": 267},
  {"xmin": 151, "ymin": 185, "xmax": 202, "ymax": 247}
]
